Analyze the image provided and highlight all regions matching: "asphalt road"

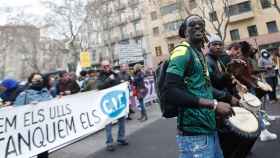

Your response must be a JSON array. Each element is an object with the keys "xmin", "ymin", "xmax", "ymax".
[{"xmin": 89, "ymin": 103, "xmax": 280, "ymax": 158}]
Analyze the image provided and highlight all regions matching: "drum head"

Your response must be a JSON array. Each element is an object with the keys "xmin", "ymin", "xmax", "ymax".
[
  {"xmin": 224, "ymin": 107, "xmax": 260, "ymax": 139},
  {"xmin": 242, "ymin": 93, "xmax": 262, "ymax": 107},
  {"xmin": 257, "ymin": 81, "xmax": 273, "ymax": 92}
]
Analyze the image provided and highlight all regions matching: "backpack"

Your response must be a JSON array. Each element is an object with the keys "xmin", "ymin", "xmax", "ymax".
[{"xmin": 155, "ymin": 44, "xmax": 193, "ymax": 118}]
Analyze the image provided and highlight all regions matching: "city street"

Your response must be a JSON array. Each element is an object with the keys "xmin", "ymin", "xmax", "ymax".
[{"xmin": 52, "ymin": 101, "xmax": 280, "ymax": 158}]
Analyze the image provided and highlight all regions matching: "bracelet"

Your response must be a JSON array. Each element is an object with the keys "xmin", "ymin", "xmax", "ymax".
[{"xmin": 213, "ymin": 99, "xmax": 218, "ymax": 111}]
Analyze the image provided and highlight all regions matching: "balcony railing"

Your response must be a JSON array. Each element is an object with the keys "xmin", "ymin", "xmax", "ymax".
[
  {"xmin": 129, "ymin": 13, "xmax": 142, "ymax": 22},
  {"xmin": 228, "ymin": 11, "xmax": 254, "ymax": 23},
  {"xmin": 116, "ymin": 2, "xmax": 126, "ymax": 11},
  {"xmin": 121, "ymin": 33, "xmax": 130, "ymax": 40},
  {"xmin": 128, "ymin": 0, "xmax": 139, "ymax": 6},
  {"xmin": 116, "ymin": 18, "xmax": 128, "ymax": 26},
  {"xmin": 131, "ymin": 30, "xmax": 144, "ymax": 38},
  {"xmin": 163, "ymin": 30, "xmax": 178, "ymax": 38}
]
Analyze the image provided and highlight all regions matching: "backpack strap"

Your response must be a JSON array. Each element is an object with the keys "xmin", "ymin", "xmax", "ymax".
[{"xmin": 170, "ymin": 44, "xmax": 194, "ymax": 130}]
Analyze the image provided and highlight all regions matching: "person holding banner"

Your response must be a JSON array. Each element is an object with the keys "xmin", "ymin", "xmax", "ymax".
[
  {"xmin": 14, "ymin": 72, "xmax": 53, "ymax": 158},
  {"xmin": 96, "ymin": 60, "xmax": 129, "ymax": 152},
  {"xmin": 0, "ymin": 79, "xmax": 24, "ymax": 107}
]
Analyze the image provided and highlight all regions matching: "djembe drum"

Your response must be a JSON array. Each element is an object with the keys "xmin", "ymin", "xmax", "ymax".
[
  {"xmin": 239, "ymin": 92, "xmax": 262, "ymax": 114},
  {"xmin": 218, "ymin": 107, "xmax": 261, "ymax": 158}
]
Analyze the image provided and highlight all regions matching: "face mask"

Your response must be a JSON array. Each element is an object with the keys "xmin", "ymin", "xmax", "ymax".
[{"xmin": 30, "ymin": 81, "xmax": 44, "ymax": 91}]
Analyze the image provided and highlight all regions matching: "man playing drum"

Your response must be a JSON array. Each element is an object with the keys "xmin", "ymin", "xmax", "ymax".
[
  {"xmin": 164, "ymin": 15, "xmax": 234, "ymax": 158},
  {"xmin": 207, "ymin": 35, "xmax": 259, "ymax": 158},
  {"xmin": 228, "ymin": 41, "xmax": 277, "ymax": 142}
]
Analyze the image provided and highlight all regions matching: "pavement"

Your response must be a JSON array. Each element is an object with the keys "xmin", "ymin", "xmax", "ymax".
[{"xmin": 51, "ymin": 101, "xmax": 280, "ymax": 158}]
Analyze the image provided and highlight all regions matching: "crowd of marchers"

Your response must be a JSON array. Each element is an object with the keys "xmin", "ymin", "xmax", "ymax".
[{"xmin": 0, "ymin": 61, "xmax": 154, "ymax": 157}]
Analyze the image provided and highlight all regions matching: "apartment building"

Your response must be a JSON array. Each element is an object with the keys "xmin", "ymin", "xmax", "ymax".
[
  {"xmin": 146, "ymin": 0, "xmax": 280, "ymax": 65},
  {"xmin": 86, "ymin": 0, "xmax": 153, "ymax": 67}
]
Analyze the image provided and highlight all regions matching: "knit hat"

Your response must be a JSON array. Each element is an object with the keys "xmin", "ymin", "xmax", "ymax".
[
  {"xmin": 1, "ymin": 79, "xmax": 17, "ymax": 90},
  {"xmin": 208, "ymin": 34, "xmax": 222, "ymax": 44},
  {"xmin": 261, "ymin": 49, "xmax": 270, "ymax": 58}
]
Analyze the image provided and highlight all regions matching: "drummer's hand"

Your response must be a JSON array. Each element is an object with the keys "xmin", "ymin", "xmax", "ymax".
[
  {"xmin": 229, "ymin": 59, "xmax": 247, "ymax": 66},
  {"xmin": 216, "ymin": 102, "xmax": 235, "ymax": 118},
  {"xmin": 230, "ymin": 96, "xmax": 240, "ymax": 107}
]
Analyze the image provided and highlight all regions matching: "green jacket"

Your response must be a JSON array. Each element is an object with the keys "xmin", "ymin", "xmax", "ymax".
[{"xmin": 166, "ymin": 42, "xmax": 216, "ymax": 134}]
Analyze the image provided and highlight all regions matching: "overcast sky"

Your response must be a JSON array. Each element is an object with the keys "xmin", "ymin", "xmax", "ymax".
[{"xmin": 0, "ymin": 0, "xmax": 49, "ymax": 24}]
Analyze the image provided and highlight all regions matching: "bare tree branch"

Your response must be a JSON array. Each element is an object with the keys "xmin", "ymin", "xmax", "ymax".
[
  {"xmin": 273, "ymin": 0, "xmax": 280, "ymax": 13},
  {"xmin": 196, "ymin": 0, "xmax": 230, "ymax": 42}
]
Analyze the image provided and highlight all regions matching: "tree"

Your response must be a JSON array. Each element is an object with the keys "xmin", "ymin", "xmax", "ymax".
[
  {"xmin": 177, "ymin": 0, "xmax": 230, "ymax": 42},
  {"xmin": 41, "ymin": 0, "xmax": 87, "ymax": 67},
  {"xmin": 87, "ymin": 0, "xmax": 116, "ymax": 62},
  {"xmin": 0, "ymin": 31, "xmax": 10, "ymax": 79}
]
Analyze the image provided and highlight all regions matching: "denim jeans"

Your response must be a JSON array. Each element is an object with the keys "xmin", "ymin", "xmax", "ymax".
[
  {"xmin": 138, "ymin": 98, "xmax": 146, "ymax": 113},
  {"xmin": 176, "ymin": 132, "xmax": 224, "ymax": 158},
  {"xmin": 266, "ymin": 77, "xmax": 277, "ymax": 100},
  {"xmin": 105, "ymin": 117, "xmax": 126, "ymax": 144}
]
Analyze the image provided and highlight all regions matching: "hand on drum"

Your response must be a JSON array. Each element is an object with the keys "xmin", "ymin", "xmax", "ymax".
[
  {"xmin": 216, "ymin": 102, "xmax": 235, "ymax": 118},
  {"xmin": 230, "ymin": 96, "xmax": 240, "ymax": 107},
  {"xmin": 229, "ymin": 59, "xmax": 247, "ymax": 66}
]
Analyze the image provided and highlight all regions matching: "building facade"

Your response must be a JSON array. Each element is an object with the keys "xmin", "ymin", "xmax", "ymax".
[
  {"xmin": 146, "ymin": 0, "xmax": 280, "ymax": 65},
  {"xmin": 86, "ymin": 0, "xmax": 153, "ymax": 67}
]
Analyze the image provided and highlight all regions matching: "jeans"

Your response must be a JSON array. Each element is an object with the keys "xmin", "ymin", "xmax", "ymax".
[
  {"xmin": 258, "ymin": 111, "xmax": 266, "ymax": 130},
  {"xmin": 176, "ymin": 132, "xmax": 224, "ymax": 158},
  {"xmin": 105, "ymin": 117, "xmax": 126, "ymax": 144},
  {"xmin": 266, "ymin": 77, "xmax": 277, "ymax": 100},
  {"xmin": 138, "ymin": 98, "xmax": 146, "ymax": 113}
]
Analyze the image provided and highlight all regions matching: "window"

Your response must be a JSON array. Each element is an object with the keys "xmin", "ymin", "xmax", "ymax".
[
  {"xmin": 168, "ymin": 43, "xmax": 175, "ymax": 51},
  {"xmin": 260, "ymin": 0, "xmax": 271, "ymax": 9},
  {"xmin": 151, "ymin": 11, "xmax": 157, "ymax": 20},
  {"xmin": 135, "ymin": 37, "xmax": 143, "ymax": 47},
  {"xmin": 153, "ymin": 27, "xmax": 160, "ymax": 36},
  {"xmin": 225, "ymin": 1, "xmax": 252, "ymax": 16},
  {"xmin": 267, "ymin": 21, "xmax": 279, "ymax": 33},
  {"xmin": 247, "ymin": 25, "xmax": 258, "ymax": 37},
  {"xmin": 155, "ymin": 46, "xmax": 162, "ymax": 56},
  {"xmin": 230, "ymin": 29, "xmax": 240, "ymax": 41},
  {"xmin": 164, "ymin": 20, "xmax": 183, "ymax": 32},
  {"xmin": 209, "ymin": 11, "xmax": 218, "ymax": 22},
  {"xmin": 133, "ymin": 21, "xmax": 141, "ymax": 32},
  {"xmin": 160, "ymin": 3, "xmax": 177, "ymax": 16}
]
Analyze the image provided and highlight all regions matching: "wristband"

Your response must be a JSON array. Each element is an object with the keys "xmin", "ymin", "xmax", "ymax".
[{"xmin": 213, "ymin": 99, "xmax": 218, "ymax": 111}]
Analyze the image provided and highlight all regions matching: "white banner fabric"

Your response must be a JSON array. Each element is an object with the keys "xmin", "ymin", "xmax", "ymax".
[{"xmin": 0, "ymin": 83, "xmax": 129, "ymax": 158}]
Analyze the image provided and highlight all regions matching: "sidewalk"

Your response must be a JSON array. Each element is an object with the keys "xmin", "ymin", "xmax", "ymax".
[{"xmin": 50, "ymin": 104, "xmax": 162, "ymax": 158}]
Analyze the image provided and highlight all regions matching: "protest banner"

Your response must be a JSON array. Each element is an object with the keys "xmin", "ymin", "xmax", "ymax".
[
  {"xmin": 0, "ymin": 83, "xmax": 129, "ymax": 158},
  {"xmin": 143, "ymin": 77, "xmax": 157, "ymax": 103},
  {"xmin": 130, "ymin": 77, "xmax": 157, "ymax": 108}
]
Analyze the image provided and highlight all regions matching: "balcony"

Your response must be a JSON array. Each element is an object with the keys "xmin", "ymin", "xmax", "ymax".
[
  {"xmin": 131, "ymin": 30, "xmax": 144, "ymax": 38},
  {"xmin": 116, "ymin": 2, "xmax": 126, "ymax": 11},
  {"xmin": 229, "ymin": 11, "xmax": 254, "ymax": 23},
  {"xmin": 163, "ymin": 30, "xmax": 178, "ymax": 39},
  {"xmin": 116, "ymin": 18, "xmax": 128, "ymax": 26},
  {"xmin": 121, "ymin": 33, "xmax": 130, "ymax": 41},
  {"xmin": 128, "ymin": 0, "xmax": 139, "ymax": 6},
  {"xmin": 228, "ymin": 0, "xmax": 250, "ymax": 5},
  {"xmin": 129, "ymin": 13, "xmax": 142, "ymax": 22}
]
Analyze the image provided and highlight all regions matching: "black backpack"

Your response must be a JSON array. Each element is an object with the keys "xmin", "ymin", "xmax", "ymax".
[{"xmin": 155, "ymin": 44, "xmax": 193, "ymax": 118}]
